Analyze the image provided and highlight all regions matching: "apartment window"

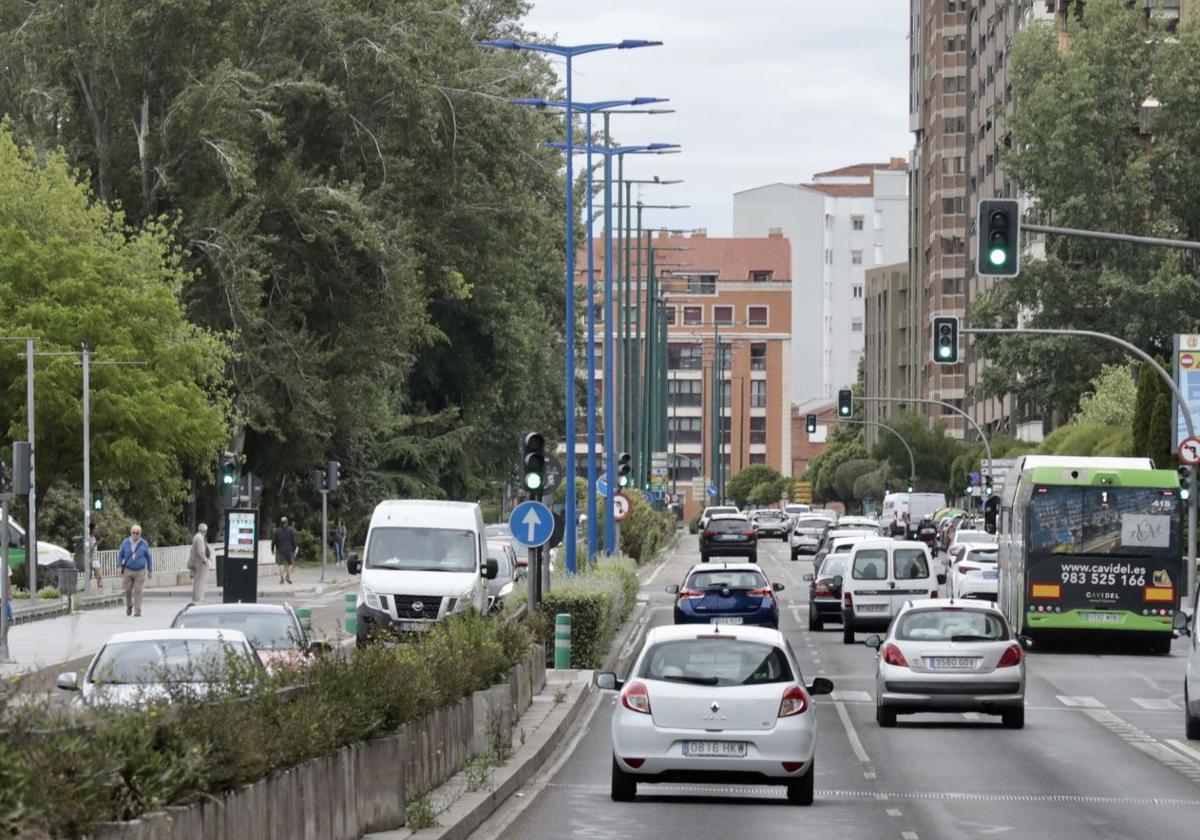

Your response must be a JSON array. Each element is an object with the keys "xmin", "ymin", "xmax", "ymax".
[
  {"xmin": 853, "ymin": 284, "xmax": 863, "ymax": 299},
  {"xmin": 749, "ymin": 453, "xmax": 767, "ymax": 465},
  {"xmin": 749, "ymin": 416, "xmax": 767, "ymax": 445},
  {"xmin": 824, "ymin": 248, "xmax": 833, "ymax": 265},
  {"xmin": 851, "ymin": 317, "xmax": 864, "ymax": 332},
  {"xmin": 851, "ymin": 215, "xmax": 864, "ymax": 231},
  {"xmin": 713, "ymin": 305, "xmax": 734, "ymax": 326},
  {"xmin": 750, "ymin": 380, "xmax": 767, "ymax": 408},
  {"xmin": 942, "ymin": 196, "xmax": 965, "ymax": 214},
  {"xmin": 747, "ymin": 306, "xmax": 768, "ymax": 327},
  {"xmin": 750, "ymin": 270, "xmax": 772, "ymax": 282},
  {"xmin": 721, "ymin": 381, "xmax": 732, "ymax": 409},
  {"xmin": 682, "ymin": 306, "xmax": 702, "ymax": 325},
  {"xmin": 664, "ymin": 306, "xmax": 676, "ymax": 326},
  {"xmin": 668, "ymin": 416, "xmax": 703, "ymax": 444},
  {"xmin": 667, "ymin": 378, "xmax": 702, "ymax": 407},
  {"xmin": 667, "ymin": 342, "xmax": 703, "ymax": 370},
  {"xmin": 943, "ymin": 116, "xmax": 965, "ymax": 134},
  {"xmin": 750, "ymin": 342, "xmax": 767, "ymax": 371},
  {"xmin": 685, "ymin": 274, "xmax": 717, "ymax": 295},
  {"xmin": 851, "ymin": 251, "xmax": 863, "ymax": 265},
  {"xmin": 593, "ymin": 301, "xmax": 604, "ymax": 324},
  {"xmin": 719, "ymin": 345, "xmax": 733, "ymax": 370}
]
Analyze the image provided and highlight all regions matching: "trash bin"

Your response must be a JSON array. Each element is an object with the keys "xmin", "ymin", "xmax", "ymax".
[
  {"xmin": 215, "ymin": 551, "xmax": 226, "ymax": 587},
  {"xmin": 57, "ymin": 567, "xmax": 79, "ymax": 596}
]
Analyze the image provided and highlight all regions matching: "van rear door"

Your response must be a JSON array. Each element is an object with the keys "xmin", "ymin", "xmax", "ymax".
[
  {"xmin": 848, "ymin": 547, "xmax": 892, "ymax": 621},
  {"xmin": 890, "ymin": 546, "xmax": 935, "ymax": 614}
]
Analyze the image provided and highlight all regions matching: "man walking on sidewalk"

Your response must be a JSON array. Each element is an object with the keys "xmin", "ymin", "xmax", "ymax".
[
  {"xmin": 188, "ymin": 523, "xmax": 211, "ymax": 604},
  {"xmin": 117, "ymin": 524, "xmax": 153, "ymax": 617},
  {"xmin": 271, "ymin": 516, "xmax": 297, "ymax": 584}
]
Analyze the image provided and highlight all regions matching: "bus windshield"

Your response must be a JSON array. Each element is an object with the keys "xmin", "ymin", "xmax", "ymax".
[{"xmin": 1028, "ymin": 486, "xmax": 1178, "ymax": 556}]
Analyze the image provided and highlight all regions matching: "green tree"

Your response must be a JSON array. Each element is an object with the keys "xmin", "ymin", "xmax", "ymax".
[
  {"xmin": 0, "ymin": 127, "xmax": 230, "ymax": 536},
  {"xmin": 726, "ymin": 465, "xmax": 782, "ymax": 509},
  {"xmin": 870, "ymin": 412, "xmax": 962, "ymax": 494},
  {"xmin": 1075, "ymin": 364, "xmax": 1137, "ymax": 427},
  {"xmin": 832, "ymin": 459, "xmax": 877, "ymax": 506}
]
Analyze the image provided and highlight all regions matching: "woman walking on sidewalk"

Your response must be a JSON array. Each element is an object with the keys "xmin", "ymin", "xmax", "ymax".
[
  {"xmin": 333, "ymin": 518, "xmax": 347, "ymax": 565},
  {"xmin": 188, "ymin": 523, "xmax": 211, "ymax": 604},
  {"xmin": 117, "ymin": 524, "xmax": 153, "ymax": 617},
  {"xmin": 88, "ymin": 520, "xmax": 103, "ymax": 591}
]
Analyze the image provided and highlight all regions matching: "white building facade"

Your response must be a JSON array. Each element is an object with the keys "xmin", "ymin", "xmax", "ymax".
[{"xmin": 733, "ymin": 161, "xmax": 909, "ymax": 404}]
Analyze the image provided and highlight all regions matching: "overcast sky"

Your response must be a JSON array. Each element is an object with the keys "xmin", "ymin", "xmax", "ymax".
[{"xmin": 519, "ymin": 0, "xmax": 911, "ymax": 236}]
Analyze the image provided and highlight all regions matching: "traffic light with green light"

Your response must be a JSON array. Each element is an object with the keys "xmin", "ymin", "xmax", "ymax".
[
  {"xmin": 977, "ymin": 198, "xmax": 1020, "ymax": 277},
  {"xmin": 805, "ymin": 413, "xmax": 817, "ymax": 434},
  {"xmin": 91, "ymin": 489, "xmax": 104, "ymax": 511},
  {"xmin": 522, "ymin": 432, "xmax": 546, "ymax": 498},
  {"xmin": 932, "ymin": 315, "xmax": 960, "ymax": 364},
  {"xmin": 617, "ymin": 452, "xmax": 631, "ymax": 487},
  {"xmin": 1179, "ymin": 466, "xmax": 1191, "ymax": 501},
  {"xmin": 219, "ymin": 453, "xmax": 237, "ymax": 487},
  {"xmin": 837, "ymin": 389, "xmax": 852, "ymax": 418}
]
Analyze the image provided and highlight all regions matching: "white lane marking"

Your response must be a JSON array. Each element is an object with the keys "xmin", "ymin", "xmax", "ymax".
[
  {"xmin": 887, "ymin": 808, "xmax": 903, "ymax": 817},
  {"xmin": 864, "ymin": 771, "xmax": 877, "ymax": 779},
  {"xmin": 791, "ymin": 608, "xmax": 804, "ymax": 624},
  {"xmin": 902, "ymin": 832, "xmax": 919, "ymax": 840},
  {"xmin": 1085, "ymin": 709, "xmax": 1200, "ymax": 785},
  {"xmin": 1168, "ymin": 739, "xmax": 1200, "ymax": 764},
  {"xmin": 834, "ymin": 700, "xmax": 872, "ymax": 764},
  {"xmin": 1132, "ymin": 697, "xmax": 1179, "ymax": 711},
  {"xmin": 1056, "ymin": 695, "xmax": 1104, "ymax": 708},
  {"xmin": 832, "ymin": 690, "xmax": 872, "ymax": 703}
]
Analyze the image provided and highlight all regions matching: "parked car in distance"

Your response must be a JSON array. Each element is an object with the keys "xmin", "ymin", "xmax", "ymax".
[
  {"xmin": 1175, "ymin": 611, "xmax": 1200, "ymax": 738},
  {"xmin": 667, "ymin": 563, "xmax": 784, "ymax": 627},
  {"xmin": 752, "ymin": 510, "xmax": 790, "ymax": 541},
  {"xmin": 171, "ymin": 603, "xmax": 329, "ymax": 670},
  {"xmin": 596, "ymin": 624, "xmax": 833, "ymax": 805},
  {"xmin": 946, "ymin": 529, "xmax": 995, "ymax": 563},
  {"xmin": 948, "ymin": 544, "xmax": 999, "ymax": 601},
  {"xmin": 790, "ymin": 516, "xmax": 835, "ymax": 559},
  {"xmin": 865, "ymin": 599, "xmax": 1028, "ymax": 728},
  {"xmin": 841, "ymin": 539, "xmax": 945, "ymax": 645},
  {"xmin": 484, "ymin": 523, "xmax": 526, "ymax": 569},
  {"xmin": 700, "ymin": 514, "xmax": 758, "ymax": 563},
  {"xmin": 56, "ymin": 628, "xmax": 263, "ymax": 706},
  {"xmin": 803, "ymin": 553, "xmax": 848, "ymax": 631},
  {"xmin": 698, "ymin": 506, "xmax": 740, "ymax": 532}
]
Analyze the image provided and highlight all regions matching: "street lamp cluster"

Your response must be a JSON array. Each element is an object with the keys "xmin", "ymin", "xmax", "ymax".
[{"xmin": 480, "ymin": 37, "xmax": 684, "ymax": 572}]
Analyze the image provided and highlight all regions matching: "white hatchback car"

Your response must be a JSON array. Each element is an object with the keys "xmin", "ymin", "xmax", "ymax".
[
  {"xmin": 948, "ymin": 544, "xmax": 999, "ymax": 601},
  {"xmin": 596, "ymin": 624, "xmax": 833, "ymax": 805},
  {"xmin": 946, "ymin": 529, "xmax": 994, "ymax": 563},
  {"xmin": 866, "ymin": 599, "xmax": 1028, "ymax": 729}
]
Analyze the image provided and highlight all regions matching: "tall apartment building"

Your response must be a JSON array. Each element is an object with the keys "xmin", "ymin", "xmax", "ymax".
[
  {"xmin": 732, "ymin": 161, "xmax": 909, "ymax": 407},
  {"xmin": 863, "ymin": 262, "xmax": 916, "ymax": 446}
]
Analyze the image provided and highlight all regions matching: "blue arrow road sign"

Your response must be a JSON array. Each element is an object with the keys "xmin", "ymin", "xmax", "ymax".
[
  {"xmin": 706, "ymin": 486, "xmax": 718, "ymax": 498},
  {"xmin": 509, "ymin": 501, "xmax": 554, "ymax": 548},
  {"xmin": 595, "ymin": 477, "xmax": 608, "ymax": 497}
]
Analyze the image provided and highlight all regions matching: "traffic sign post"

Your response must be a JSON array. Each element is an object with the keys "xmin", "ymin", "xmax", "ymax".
[
  {"xmin": 509, "ymin": 501, "xmax": 554, "ymax": 548},
  {"xmin": 1180, "ymin": 437, "xmax": 1200, "ymax": 467}
]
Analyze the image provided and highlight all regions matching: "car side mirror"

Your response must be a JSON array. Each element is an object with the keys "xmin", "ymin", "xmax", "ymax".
[
  {"xmin": 665, "ymin": 584, "xmax": 680, "ymax": 594},
  {"xmin": 1018, "ymin": 635, "xmax": 1035, "ymax": 651},
  {"xmin": 936, "ymin": 573, "xmax": 947, "ymax": 586},
  {"xmin": 347, "ymin": 553, "xmax": 361, "ymax": 575},
  {"xmin": 595, "ymin": 672, "xmax": 622, "ymax": 691},
  {"xmin": 806, "ymin": 677, "xmax": 834, "ymax": 696},
  {"xmin": 1172, "ymin": 612, "xmax": 1190, "ymax": 635},
  {"xmin": 802, "ymin": 573, "xmax": 813, "ymax": 582},
  {"xmin": 864, "ymin": 635, "xmax": 882, "ymax": 650},
  {"xmin": 483, "ymin": 558, "xmax": 499, "ymax": 580},
  {"xmin": 773, "ymin": 582, "xmax": 785, "ymax": 592},
  {"xmin": 56, "ymin": 672, "xmax": 80, "ymax": 691},
  {"xmin": 307, "ymin": 640, "xmax": 334, "ymax": 655}
]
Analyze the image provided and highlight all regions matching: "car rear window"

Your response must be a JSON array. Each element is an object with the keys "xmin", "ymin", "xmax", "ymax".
[
  {"xmin": 893, "ymin": 548, "xmax": 930, "ymax": 580},
  {"xmin": 173, "ymin": 613, "xmax": 300, "ymax": 650},
  {"xmin": 710, "ymin": 518, "xmax": 750, "ymax": 532},
  {"xmin": 639, "ymin": 639, "xmax": 793, "ymax": 686},
  {"xmin": 965, "ymin": 549, "xmax": 998, "ymax": 563},
  {"xmin": 818, "ymin": 556, "xmax": 846, "ymax": 578},
  {"xmin": 851, "ymin": 549, "xmax": 888, "ymax": 580},
  {"xmin": 797, "ymin": 518, "xmax": 830, "ymax": 530},
  {"xmin": 894, "ymin": 609, "xmax": 1008, "ymax": 641},
  {"xmin": 686, "ymin": 570, "xmax": 768, "ymax": 590}
]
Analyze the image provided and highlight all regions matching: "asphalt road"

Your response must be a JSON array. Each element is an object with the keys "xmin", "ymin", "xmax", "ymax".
[{"xmin": 470, "ymin": 534, "xmax": 1200, "ymax": 840}]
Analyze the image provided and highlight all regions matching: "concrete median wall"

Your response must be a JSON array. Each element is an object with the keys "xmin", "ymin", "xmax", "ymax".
[{"xmin": 88, "ymin": 645, "xmax": 545, "ymax": 840}]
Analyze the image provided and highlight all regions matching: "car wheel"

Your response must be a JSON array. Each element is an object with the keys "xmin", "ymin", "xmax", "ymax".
[
  {"xmin": 782, "ymin": 535, "xmax": 789, "ymax": 543},
  {"xmin": 748, "ymin": 553, "xmax": 758, "ymax": 563},
  {"xmin": 790, "ymin": 550, "xmax": 799, "ymax": 561},
  {"xmin": 842, "ymin": 625, "xmax": 855, "ymax": 645},
  {"xmin": 700, "ymin": 553, "xmax": 709, "ymax": 563},
  {"xmin": 1001, "ymin": 707, "xmax": 1025, "ymax": 729},
  {"xmin": 876, "ymin": 703, "xmax": 897, "ymax": 727},
  {"xmin": 786, "ymin": 760, "xmax": 815, "ymax": 805},
  {"xmin": 356, "ymin": 629, "xmax": 372, "ymax": 650},
  {"xmin": 808, "ymin": 610, "xmax": 824, "ymax": 632},
  {"xmin": 611, "ymin": 756, "xmax": 637, "ymax": 802},
  {"xmin": 1150, "ymin": 635, "xmax": 1172, "ymax": 655},
  {"xmin": 1186, "ymin": 687, "xmax": 1200, "ymax": 740}
]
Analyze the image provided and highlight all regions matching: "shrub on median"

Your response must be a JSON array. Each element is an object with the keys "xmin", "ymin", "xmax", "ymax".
[
  {"xmin": 616, "ymin": 493, "xmax": 675, "ymax": 565},
  {"xmin": 535, "ymin": 557, "xmax": 639, "ymax": 669},
  {"xmin": 0, "ymin": 611, "xmax": 533, "ymax": 838}
]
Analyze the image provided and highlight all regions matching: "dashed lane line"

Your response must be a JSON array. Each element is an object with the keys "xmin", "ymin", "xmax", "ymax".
[
  {"xmin": 901, "ymin": 832, "xmax": 919, "ymax": 840},
  {"xmin": 835, "ymin": 700, "xmax": 873, "ymax": 765},
  {"xmin": 1168, "ymin": 739, "xmax": 1200, "ymax": 765},
  {"xmin": 1085, "ymin": 709, "xmax": 1200, "ymax": 786},
  {"xmin": 1132, "ymin": 697, "xmax": 1180, "ymax": 711},
  {"xmin": 1056, "ymin": 695, "xmax": 1105, "ymax": 708}
]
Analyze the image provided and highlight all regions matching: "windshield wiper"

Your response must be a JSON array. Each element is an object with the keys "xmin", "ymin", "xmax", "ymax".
[
  {"xmin": 660, "ymin": 675, "xmax": 719, "ymax": 686},
  {"xmin": 949, "ymin": 635, "xmax": 994, "ymax": 642}
]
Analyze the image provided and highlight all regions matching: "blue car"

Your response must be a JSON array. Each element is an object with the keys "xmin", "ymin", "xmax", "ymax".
[{"xmin": 666, "ymin": 563, "xmax": 784, "ymax": 628}]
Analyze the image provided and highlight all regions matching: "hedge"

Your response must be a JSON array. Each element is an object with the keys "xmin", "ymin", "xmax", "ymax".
[
  {"xmin": 0, "ymin": 612, "xmax": 532, "ymax": 838},
  {"xmin": 616, "ymin": 493, "xmax": 676, "ymax": 564},
  {"xmin": 535, "ymin": 558, "xmax": 639, "ymax": 669}
]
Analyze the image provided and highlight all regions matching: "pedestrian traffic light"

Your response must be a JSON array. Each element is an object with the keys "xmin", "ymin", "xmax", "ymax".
[
  {"xmin": 806, "ymin": 413, "xmax": 817, "ymax": 434},
  {"xmin": 326, "ymin": 460, "xmax": 340, "ymax": 493},
  {"xmin": 522, "ymin": 432, "xmax": 546, "ymax": 496},
  {"xmin": 906, "ymin": 482, "xmax": 914, "ymax": 493},
  {"xmin": 837, "ymin": 389, "xmax": 852, "ymax": 418},
  {"xmin": 313, "ymin": 469, "xmax": 327, "ymax": 493},
  {"xmin": 617, "ymin": 452, "xmax": 631, "ymax": 487},
  {"xmin": 219, "ymin": 453, "xmax": 237, "ymax": 487},
  {"xmin": 977, "ymin": 198, "xmax": 1020, "ymax": 277},
  {"xmin": 1179, "ymin": 466, "xmax": 1192, "ymax": 501},
  {"xmin": 0, "ymin": 458, "xmax": 8, "ymax": 492},
  {"xmin": 932, "ymin": 315, "xmax": 960, "ymax": 364},
  {"xmin": 91, "ymin": 489, "xmax": 104, "ymax": 511}
]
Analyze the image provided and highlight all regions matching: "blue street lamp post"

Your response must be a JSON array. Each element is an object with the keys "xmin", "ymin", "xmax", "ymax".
[{"xmin": 479, "ymin": 39, "xmax": 661, "ymax": 575}]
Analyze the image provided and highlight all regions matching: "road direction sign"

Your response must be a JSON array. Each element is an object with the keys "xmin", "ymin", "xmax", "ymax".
[
  {"xmin": 509, "ymin": 501, "xmax": 554, "ymax": 548},
  {"xmin": 611, "ymin": 492, "xmax": 631, "ymax": 522},
  {"xmin": 706, "ymin": 486, "xmax": 718, "ymax": 498},
  {"xmin": 595, "ymin": 477, "xmax": 608, "ymax": 497},
  {"xmin": 1180, "ymin": 437, "xmax": 1200, "ymax": 466}
]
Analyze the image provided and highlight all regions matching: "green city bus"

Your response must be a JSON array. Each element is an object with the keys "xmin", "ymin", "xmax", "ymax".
[{"xmin": 996, "ymin": 455, "xmax": 1183, "ymax": 653}]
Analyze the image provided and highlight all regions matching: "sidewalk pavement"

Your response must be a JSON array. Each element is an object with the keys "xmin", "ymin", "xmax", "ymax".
[{"xmin": 1, "ymin": 563, "xmax": 358, "ymax": 679}]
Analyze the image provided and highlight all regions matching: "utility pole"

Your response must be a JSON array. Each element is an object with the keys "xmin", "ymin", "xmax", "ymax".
[
  {"xmin": 4, "ymin": 337, "xmax": 38, "ymax": 603},
  {"xmin": 1, "ymin": 493, "xmax": 11, "ymax": 662}
]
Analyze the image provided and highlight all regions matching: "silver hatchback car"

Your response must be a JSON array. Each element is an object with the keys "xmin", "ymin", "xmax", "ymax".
[{"xmin": 865, "ymin": 599, "xmax": 1028, "ymax": 729}]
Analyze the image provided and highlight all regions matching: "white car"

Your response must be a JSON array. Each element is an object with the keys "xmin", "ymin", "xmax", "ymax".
[
  {"xmin": 1176, "ymin": 609, "xmax": 1200, "ymax": 738},
  {"xmin": 596, "ymin": 624, "xmax": 833, "ymax": 805},
  {"xmin": 789, "ymin": 515, "xmax": 834, "ymax": 559},
  {"xmin": 55, "ymin": 628, "xmax": 263, "ymax": 706},
  {"xmin": 698, "ymin": 506, "xmax": 739, "ymax": 532},
  {"xmin": 835, "ymin": 516, "xmax": 880, "ymax": 533},
  {"xmin": 866, "ymin": 599, "xmax": 1027, "ymax": 728},
  {"xmin": 948, "ymin": 544, "xmax": 999, "ymax": 601},
  {"xmin": 946, "ymin": 529, "xmax": 994, "ymax": 563}
]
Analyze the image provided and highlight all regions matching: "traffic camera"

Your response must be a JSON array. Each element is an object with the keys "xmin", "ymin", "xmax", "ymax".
[
  {"xmin": 932, "ymin": 315, "xmax": 960, "ymax": 364},
  {"xmin": 805, "ymin": 413, "xmax": 817, "ymax": 434},
  {"xmin": 837, "ymin": 389, "xmax": 852, "ymax": 418},
  {"xmin": 522, "ymin": 432, "xmax": 546, "ymax": 497},
  {"xmin": 617, "ymin": 452, "xmax": 631, "ymax": 487},
  {"xmin": 977, "ymin": 198, "xmax": 1020, "ymax": 277}
]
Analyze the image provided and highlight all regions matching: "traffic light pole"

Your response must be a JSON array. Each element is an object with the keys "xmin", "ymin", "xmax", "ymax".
[
  {"xmin": 963, "ymin": 326, "xmax": 1197, "ymax": 602},
  {"xmin": 860, "ymin": 396, "xmax": 994, "ymax": 490},
  {"xmin": 830, "ymin": 417, "xmax": 917, "ymax": 490},
  {"xmin": 1, "ymin": 494, "xmax": 12, "ymax": 662}
]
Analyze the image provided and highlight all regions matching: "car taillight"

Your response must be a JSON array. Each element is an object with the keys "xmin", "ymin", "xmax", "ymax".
[
  {"xmin": 678, "ymin": 588, "xmax": 705, "ymax": 600},
  {"xmin": 996, "ymin": 644, "xmax": 1023, "ymax": 668},
  {"xmin": 958, "ymin": 563, "xmax": 979, "ymax": 573},
  {"xmin": 778, "ymin": 684, "xmax": 810, "ymax": 717},
  {"xmin": 743, "ymin": 530, "xmax": 757, "ymax": 538},
  {"xmin": 881, "ymin": 643, "xmax": 909, "ymax": 667},
  {"xmin": 748, "ymin": 587, "xmax": 774, "ymax": 598},
  {"xmin": 621, "ymin": 681, "xmax": 651, "ymax": 714},
  {"xmin": 929, "ymin": 591, "xmax": 938, "ymax": 599},
  {"xmin": 793, "ymin": 529, "xmax": 802, "ymax": 536},
  {"xmin": 844, "ymin": 591, "xmax": 853, "ymax": 608},
  {"xmin": 814, "ymin": 583, "xmax": 832, "ymax": 597}
]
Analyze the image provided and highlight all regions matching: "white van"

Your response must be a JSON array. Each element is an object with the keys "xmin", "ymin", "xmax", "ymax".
[
  {"xmin": 840, "ymin": 539, "xmax": 945, "ymax": 644},
  {"xmin": 348, "ymin": 500, "xmax": 498, "ymax": 647}
]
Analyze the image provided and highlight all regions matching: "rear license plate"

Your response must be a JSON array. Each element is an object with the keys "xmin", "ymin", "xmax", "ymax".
[
  {"xmin": 1082, "ymin": 612, "xmax": 1122, "ymax": 624},
  {"xmin": 682, "ymin": 741, "xmax": 747, "ymax": 758},
  {"xmin": 712, "ymin": 616, "xmax": 743, "ymax": 625},
  {"xmin": 718, "ymin": 534, "xmax": 742, "ymax": 541},
  {"xmin": 858, "ymin": 603, "xmax": 888, "ymax": 613},
  {"xmin": 982, "ymin": 571, "xmax": 998, "ymax": 580},
  {"xmin": 927, "ymin": 657, "xmax": 979, "ymax": 669},
  {"xmin": 396, "ymin": 620, "xmax": 430, "ymax": 632}
]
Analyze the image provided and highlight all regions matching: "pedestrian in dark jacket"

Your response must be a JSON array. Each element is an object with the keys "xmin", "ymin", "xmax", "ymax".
[{"xmin": 271, "ymin": 516, "xmax": 298, "ymax": 584}]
